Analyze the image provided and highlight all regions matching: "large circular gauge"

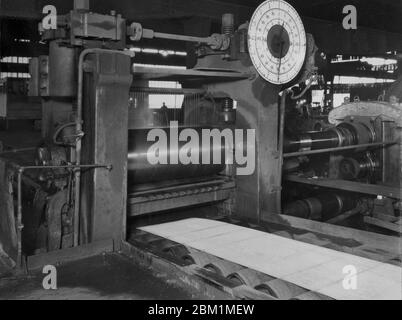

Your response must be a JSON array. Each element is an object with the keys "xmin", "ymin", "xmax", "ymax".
[{"xmin": 248, "ymin": 0, "xmax": 307, "ymax": 85}]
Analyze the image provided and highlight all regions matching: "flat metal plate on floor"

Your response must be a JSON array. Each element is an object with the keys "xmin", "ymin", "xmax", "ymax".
[{"xmin": 140, "ymin": 218, "xmax": 402, "ymax": 300}]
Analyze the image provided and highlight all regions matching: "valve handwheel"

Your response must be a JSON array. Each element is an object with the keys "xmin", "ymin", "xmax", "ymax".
[{"xmin": 248, "ymin": 0, "xmax": 307, "ymax": 85}]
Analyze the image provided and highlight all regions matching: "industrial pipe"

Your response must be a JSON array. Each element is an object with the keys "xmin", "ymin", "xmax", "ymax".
[{"xmin": 277, "ymin": 90, "xmax": 290, "ymax": 215}]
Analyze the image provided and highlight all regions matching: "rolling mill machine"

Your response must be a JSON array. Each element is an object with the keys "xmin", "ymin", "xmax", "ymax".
[
  {"xmin": 0, "ymin": 0, "xmax": 400, "ymax": 300},
  {"xmin": 282, "ymin": 101, "xmax": 402, "ymax": 234},
  {"xmin": 0, "ymin": 0, "xmax": 315, "ymax": 265}
]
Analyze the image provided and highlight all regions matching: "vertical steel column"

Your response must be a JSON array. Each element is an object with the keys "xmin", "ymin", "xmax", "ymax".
[
  {"xmin": 81, "ymin": 51, "xmax": 132, "ymax": 247},
  {"xmin": 42, "ymin": 41, "xmax": 77, "ymax": 141},
  {"xmin": 16, "ymin": 169, "xmax": 23, "ymax": 269},
  {"xmin": 205, "ymin": 71, "xmax": 281, "ymax": 222}
]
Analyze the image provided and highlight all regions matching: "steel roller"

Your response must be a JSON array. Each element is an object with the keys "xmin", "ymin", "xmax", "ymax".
[{"xmin": 128, "ymin": 128, "xmax": 227, "ymax": 185}]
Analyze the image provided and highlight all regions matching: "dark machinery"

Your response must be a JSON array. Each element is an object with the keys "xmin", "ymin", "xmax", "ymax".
[
  {"xmin": 0, "ymin": 0, "xmax": 400, "ymax": 286},
  {"xmin": 283, "ymin": 193, "xmax": 357, "ymax": 222},
  {"xmin": 1, "ymin": 0, "xmax": 309, "ymax": 266},
  {"xmin": 0, "ymin": 78, "xmax": 42, "ymax": 129},
  {"xmin": 284, "ymin": 121, "xmax": 375, "ymax": 154},
  {"xmin": 338, "ymin": 152, "xmax": 379, "ymax": 182},
  {"xmin": 127, "ymin": 128, "xmax": 226, "ymax": 185},
  {"xmin": 282, "ymin": 101, "xmax": 401, "ymax": 233}
]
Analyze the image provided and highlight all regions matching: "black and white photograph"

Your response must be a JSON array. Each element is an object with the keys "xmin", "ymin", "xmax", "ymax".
[{"xmin": 0, "ymin": 0, "xmax": 401, "ymax": 305}]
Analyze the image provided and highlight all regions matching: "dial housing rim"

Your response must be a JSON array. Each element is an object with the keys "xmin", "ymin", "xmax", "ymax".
[{"xmin": 248, "ymin": 0, "xmax": 307, "ymax": 85}]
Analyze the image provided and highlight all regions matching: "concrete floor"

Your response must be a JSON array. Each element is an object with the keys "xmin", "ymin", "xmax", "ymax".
[{"xmin": 0, "ymin": 253, "xmax": 198, "ymax": 300}]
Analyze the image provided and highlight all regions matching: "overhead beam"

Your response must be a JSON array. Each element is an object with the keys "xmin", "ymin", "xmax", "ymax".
[
  {"xmin": 0, "ymin": 0, "xmax": 252, "ymax": 21},
  {"xmin": 0, "ymin": 62, "xmax": 31, "ymax": 74},
  {"xmin": 0, "ymin": 42, "xmax": 48, "ymax": 57},
  {"xmin": 304, "ymin": 17, "xmax": 402, "ymax": 55},
  {"xmin": 2, "ymin": 0, "xmax": 402, "ymax": 55}
]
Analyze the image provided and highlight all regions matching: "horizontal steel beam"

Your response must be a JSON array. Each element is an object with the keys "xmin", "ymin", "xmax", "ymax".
[
  {"xmin": 304, "ymin": 17, "xmax": 402, "ymax": 55},
  {"xmin": 0, "ymin": 0, "xmax": 252, "ymax": 20},
  {"xmin": 285, "ymin": 174, "xmax": 402, "ymax": 199},
  {"xmin": 2, "ymin": 0, "xmax": 402, "ymax": 55}
]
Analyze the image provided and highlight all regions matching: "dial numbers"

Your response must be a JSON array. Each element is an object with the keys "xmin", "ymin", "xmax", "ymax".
[{"xmin": 248, "ymin": 0, "xmax": 307, "ymax": 85}]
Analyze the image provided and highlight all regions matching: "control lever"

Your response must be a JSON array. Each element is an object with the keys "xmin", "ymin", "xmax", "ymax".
[{"xmin": 128, "ymin": 22, "xmax": 230, "ymax": 51}]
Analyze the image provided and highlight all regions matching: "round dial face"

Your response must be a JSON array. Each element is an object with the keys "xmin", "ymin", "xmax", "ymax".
[{"xmin": 248, "ymin": 0, "xmax": 307, "ymax": 85}]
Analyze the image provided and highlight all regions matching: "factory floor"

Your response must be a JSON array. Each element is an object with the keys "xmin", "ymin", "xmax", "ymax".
[{"xmin": 0, "ymin": 253, "xmax": 197, "ymax": 300}]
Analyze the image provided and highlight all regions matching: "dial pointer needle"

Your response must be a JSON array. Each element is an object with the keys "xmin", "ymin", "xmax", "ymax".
[{"xmin": 277, "ymin": 22, "xmax": 285, "ymax": 83}]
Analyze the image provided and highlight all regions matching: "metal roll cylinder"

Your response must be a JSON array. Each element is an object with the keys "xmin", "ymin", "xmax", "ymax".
[
  {"xmin": 294, "ymin": 292, "xmax": 333, "ymax": 300},
  {"xmin": 283, "ymin": 193, "xmax": 356, "ymax": 221},
  {"xmin": 221, "ymin": 98, "xmax": 236, "ymax": 124},
  {"xmin": 183, "ymin": 251, "xmax": 221, "ymax": 267},
  {"xmin": 255, "ymin": 280, "xmax": 307, "ymax": 300},
  {"xmin": 227, "ymin": 269, "xmax": 275, "ymax": 287},
  {"xmin": 128, "ymin": 128, "xmax": 226, "ymax": 185},
  {"xmin": 284, "ymin": 130, "xmax": 340, "ymax": 153},
  {"xmin": 284, "ymin": 121, "xmax": 374, "ymax": 153},
  {"xmin": 222, "ymin": 13, "xmax": 235, "ymax": 35},
  {"xmin": 339, "ymin": 153, "xmax": 379, "ymax": 181},
  {"xmin": 204, "ymin": 260, "xmax": 244, "ymax": 277}
]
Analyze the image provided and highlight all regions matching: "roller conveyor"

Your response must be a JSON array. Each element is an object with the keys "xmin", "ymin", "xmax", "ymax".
[{"xmin": 140, "ymin": 218, "xmax": 402, "ymax": 300}]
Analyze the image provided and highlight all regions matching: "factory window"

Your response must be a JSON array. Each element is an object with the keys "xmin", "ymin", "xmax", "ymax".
[
  {"xmin": 312, "ymin": 90, "xmax": 324, "ymax": 105},
  {"xmin": 333, "ymin": 93, "xmax": 351, "ymax": 108},
  {"xmin": 149, "ymin": 81, "xmax": 184, "ymax": 109},
  {"xmin": 0, "ymin": 56, "xmax": 31, "ymax": 64},
  {"xmin": 334, "ymin": 76, "xmax": 394, "ymax": 85},
  {"xmin": 0, "ymin": 56, "xmax": 32, "ymax": 79},
  {"xmin": 0, "ymin": 72, "xmax": 31, "ymax": 79},
  {"xmin": 14, "ymin": 38, "xmax": 31, "ymax": 43},
  {"xmin": 131, "ymin": 64, "xmax": 186, "ymax": 109}
]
